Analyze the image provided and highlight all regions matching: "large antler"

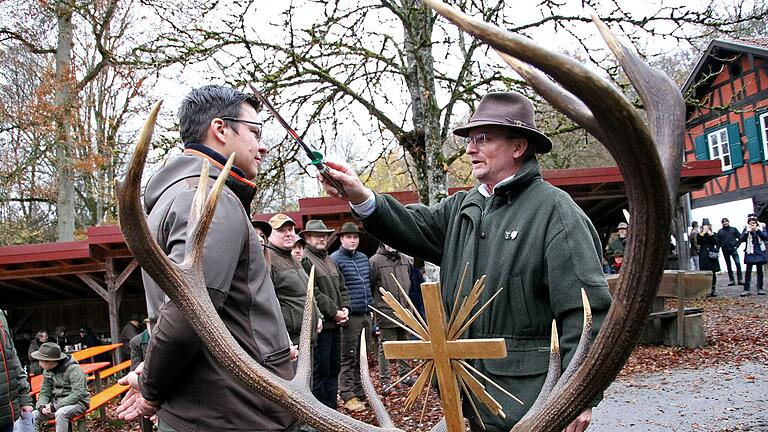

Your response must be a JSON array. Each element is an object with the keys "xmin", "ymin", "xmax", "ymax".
[
  {"xmin": 420, "ymin": 1, "xmax": 684, "ymax": 431},
  {"xmin": 115, "ymin": 101, "xmax": 401, "ymax": 432}
]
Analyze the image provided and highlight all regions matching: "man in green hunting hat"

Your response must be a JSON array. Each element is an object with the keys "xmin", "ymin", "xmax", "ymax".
[{"xmin": 300, "ymin": 219, "xmax": 350, "ymax": 410}]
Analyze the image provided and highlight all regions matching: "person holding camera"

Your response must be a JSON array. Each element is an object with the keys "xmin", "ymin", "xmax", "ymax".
[
  {"xmin": 698, "ymin": 218, "xmax": 721, "ymax": 297},
  {"xmin": 739, "ymin": 214, "xmax": 767, "ymax": 297},
  {"xmin": 30, "ymin": 343, "xmax": 89, "ymax": 432}
]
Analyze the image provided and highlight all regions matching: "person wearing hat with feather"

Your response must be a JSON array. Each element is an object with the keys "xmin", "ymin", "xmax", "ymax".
[{"xmin": 318, "ymin": 91, "xmax": 612, "ymax": 431}]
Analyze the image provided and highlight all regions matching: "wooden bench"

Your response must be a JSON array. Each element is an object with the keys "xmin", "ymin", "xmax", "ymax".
[
  {"xmin": 85, "ymin": 360, "xmax": 130, "ymax": 417},
  {"xmin": 607, "ymin": 270, "xmax": 711, "ymax": 348},
  {"xmin": 47, "ymin": 383, "xmax": 130, "ymax": 432},
  {"xmin": 97, "ymin": 360, "xmax": 131, "ymax": 380}
]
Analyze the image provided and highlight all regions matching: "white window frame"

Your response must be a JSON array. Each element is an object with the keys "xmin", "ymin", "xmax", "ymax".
[
  {"xmin": 707, "ymin": 127, "xmax": 732, "ymax": 171},
  {"xmin": 760, "ymin": 112, "xmax": 768, "ymax": 161}
]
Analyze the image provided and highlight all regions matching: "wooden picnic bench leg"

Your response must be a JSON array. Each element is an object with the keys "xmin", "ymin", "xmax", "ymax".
[
  {"xmin": 676, "ymin": 271, "xmax": 685, "ymax": 346},
  {"xmin": 94, "ymin": 371, "xmax": 107, "ymax": 419}
]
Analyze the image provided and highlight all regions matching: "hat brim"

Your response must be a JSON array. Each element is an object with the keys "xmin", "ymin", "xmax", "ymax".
[
  {"xmin": 298, "ymin": 229, "xmax": 335, "ymax": 238},
  {"xmin": 30, "ymin": 350, "xmax": 66, "ymax": 361},
  {"xmin": 453, "ymin": 120, "xmax": 553, "ymax": 154},
  {"xmin": 251, "ymin": 221, "xmax": 273, "ymax": 237},
  {"xmin": 337, "ymin": 230, "xmax": 364, "ymax": 236}
]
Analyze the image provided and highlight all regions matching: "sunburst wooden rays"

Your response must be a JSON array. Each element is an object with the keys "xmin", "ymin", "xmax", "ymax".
[{"xmin": 372, "ymin": 265, "xmax": 524, "ymax": 432}]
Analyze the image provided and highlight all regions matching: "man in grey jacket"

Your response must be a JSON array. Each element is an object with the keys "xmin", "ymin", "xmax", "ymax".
[{"xmin": 117, "ymin": 85, "xmax": 297, "ymax": 432}]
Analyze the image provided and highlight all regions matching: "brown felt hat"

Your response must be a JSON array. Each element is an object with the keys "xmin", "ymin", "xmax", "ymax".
[
  {"xmin": 269, "ymin": 213, "xmax": 295, "ymax": 230},
  {"xmin": 31, "ymin": 342, "xmax": 66, "ymax": 361},
  {"xmin": 453, "ymin": 92, "xmax": 553, "ymax": 154}
]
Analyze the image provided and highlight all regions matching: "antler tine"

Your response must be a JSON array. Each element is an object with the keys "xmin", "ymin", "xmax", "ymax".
[
  {"xmin": 493, "ymin": 51, "xmax": 609, "ymax": 146},
  {"xmin": 422, "ymin": 2, "xmax": 676, "ymax": 431},
  {"xmin": 294, "ymin": 266, "xmax": 318, "ymax": 387},
  {"xmin": 518, "ymin": 321, "xmax": 561, "ymax": 425},
  {"xmin": 115, "ymin": 100, "xmax": 180, "ymax": 293},
  {"xmin": 592, "ymin": 16, "xmax": 684, "ymax": 199},
  {"xmin": 185, "ymin": 154, "xmax": 235, "ymax": 270},
  {"xmin": 550, "ymin": 289, "xmax": 594, "ymax": 395},
  {"xmin": 189, "ymin": 162, "xmax": 209, "ymax": 226},
  {"xmin": 359, "ymin": 329, "xmax": 396, "ymax": 429}
]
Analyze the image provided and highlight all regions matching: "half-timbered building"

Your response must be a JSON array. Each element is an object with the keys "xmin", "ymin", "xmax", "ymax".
[{"xmin": 683, "ymin": 38, "xmax": 768, "ymax": 234}]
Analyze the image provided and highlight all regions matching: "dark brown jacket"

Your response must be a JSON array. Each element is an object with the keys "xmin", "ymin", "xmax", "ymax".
[
  {"xmin": 302, "ymin": 245, "xmax": 350, "ymax": 330},
  {"xmin": 140, "ymin": 150, "xmax": 296, "ymax": 431},
  {"xmin": 268, "ymin": 244, "xmax": 320, "ymax": 345}
]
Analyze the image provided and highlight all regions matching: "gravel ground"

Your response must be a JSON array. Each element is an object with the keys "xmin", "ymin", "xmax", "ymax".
[
  {"xmin": 592, "ymin": 272, "xmax": 768, "ymax": 432},
  {"xmin": 592, "ymin": 361, "xmax": 768, "ymax": 431}
]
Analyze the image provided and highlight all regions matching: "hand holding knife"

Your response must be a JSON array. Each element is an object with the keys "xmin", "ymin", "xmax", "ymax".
[{"xmin": 248, "ymin": 83, "xmax": 347, "ymax": 197}]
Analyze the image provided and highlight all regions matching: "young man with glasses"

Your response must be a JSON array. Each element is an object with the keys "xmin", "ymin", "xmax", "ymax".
[
  {"xmin": 118, "ymin": 85, "xmax": 297, "ymax": 432},
  {"xmin": 318, "ymin": 91, "xmax": 612, "ymax": 432}
]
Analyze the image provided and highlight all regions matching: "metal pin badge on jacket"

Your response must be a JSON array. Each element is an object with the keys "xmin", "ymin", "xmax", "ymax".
[{"xmin": 505, "ymin": 230, "xmax": 518, "ymax": 240}]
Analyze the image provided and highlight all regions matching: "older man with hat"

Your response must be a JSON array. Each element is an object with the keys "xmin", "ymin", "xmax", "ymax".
[
  {"xmin": 330, "ymin": 222, "xmax": 372, "ymax": 412},
  {"xmin": 317, "ymin": 91, "xmax": 612, "ymax": 430},
  {"xmin": 299, "ymin": 220, "xmax": 350, "ymax": 410},
  {"xmin": 267, "ymin": 214, "xmax": 321, "ymax": 350},
  {"xmin": 30, "ymin": 343, "xmax": 89, "ymax": 432},
  {"xmin": 605, "ymin": 221, "xmax": 629, "ymax": 261}
]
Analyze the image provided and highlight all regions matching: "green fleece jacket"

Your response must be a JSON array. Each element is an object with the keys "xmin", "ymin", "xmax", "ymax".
[
  {"xmin": 36, "ymin": 358, "xmax": 89, "ymax": 411},
  {"xmin": 268, "ymin": 244, "xmax": 321, "ymax": 345},
  {"xmin": 361, "ymin": 157, "xmax": 612, "ymax": 429}
]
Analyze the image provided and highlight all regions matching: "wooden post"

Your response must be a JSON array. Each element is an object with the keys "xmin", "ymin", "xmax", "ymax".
[
  {"xmin": 676, "ymin": 270, "xmax": 685, "ymax": 346},
  {"xmin": 106, "ymin": 258, "xmax": 121, "ymax": 361}
]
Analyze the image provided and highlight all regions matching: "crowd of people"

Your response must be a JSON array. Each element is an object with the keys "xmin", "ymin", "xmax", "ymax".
[{"xmin": 689, "ymin": 214, "xmax": 768, "ymax": 297}]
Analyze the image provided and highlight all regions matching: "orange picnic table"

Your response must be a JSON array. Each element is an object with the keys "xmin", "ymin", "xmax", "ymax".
[
  {"xmin": 30, "ymin": 362, "xmax": 111, "ymax": 396},
  {"xmin": 71, "ymin": 343, "xmax": 122, "ymax": 363}
]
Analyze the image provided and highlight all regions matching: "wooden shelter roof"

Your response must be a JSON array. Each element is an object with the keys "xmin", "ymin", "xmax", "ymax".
[{"xmin": 0, "ymin": 160, "xmax": 721, "ymax": 306}]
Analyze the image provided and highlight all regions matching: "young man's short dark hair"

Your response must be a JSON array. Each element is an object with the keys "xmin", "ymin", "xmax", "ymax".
[{"xmin": 178, "ymin": 85, "xmax": 261, "ymax": 144}]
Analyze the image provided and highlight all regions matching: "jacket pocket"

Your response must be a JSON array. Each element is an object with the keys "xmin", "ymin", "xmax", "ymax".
[
  {"xmin": 483, "ymin": 338, "xmax": 550, "ymax": 377},
  {"xmin": 490, "ymin": 274, "xmax": 533, "ymax": 334}
]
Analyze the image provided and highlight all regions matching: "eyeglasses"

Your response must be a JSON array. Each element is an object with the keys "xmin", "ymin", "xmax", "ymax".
[
  {"xmin": 463, "ymin": 133, "xmax": 522, "ymax": 147},
  {"xmin": 464, "ymin": 133, "xmax": 489, "ymax": 147},
  {"xmin": 221, "ymin": 116, "xmax": 263, "ymax": 127},
  {"xmin": 221, "ymin": 116, "xmax": 263, "ymax": 140}
]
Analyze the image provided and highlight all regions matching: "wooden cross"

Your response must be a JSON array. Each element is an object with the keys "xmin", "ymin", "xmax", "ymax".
[{"xmin": 373, "ymin": 271, "xmax": 523, "ymax": 432}]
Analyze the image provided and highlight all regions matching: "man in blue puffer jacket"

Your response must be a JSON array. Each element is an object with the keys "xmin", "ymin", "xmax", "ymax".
[{"xmin": 330, "ymin": 222, "xmax": 372, "ymax": 412}]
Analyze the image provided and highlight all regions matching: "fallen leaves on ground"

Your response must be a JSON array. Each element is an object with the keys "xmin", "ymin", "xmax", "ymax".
[
  {"xmin": 619, "ymin": 295, "xmax": 768, "ymax": 378},
  {"xmin": 97, "ymin": 291, "xmax": 767, "ymax": 431}
]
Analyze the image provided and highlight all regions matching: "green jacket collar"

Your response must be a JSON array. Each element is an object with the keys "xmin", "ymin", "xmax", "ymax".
[{"xmin": 462, "ymin": 158, "xmax": 542, "ymax": 210}]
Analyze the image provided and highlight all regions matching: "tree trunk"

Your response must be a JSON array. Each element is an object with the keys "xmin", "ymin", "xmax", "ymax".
[
  {"xmin": 400, "ymin": 0, "xmax": 447, "ymax": 205},
  {"xmin": 55, "ymin": 0, "xmax": 76, "ymax": 241}
]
